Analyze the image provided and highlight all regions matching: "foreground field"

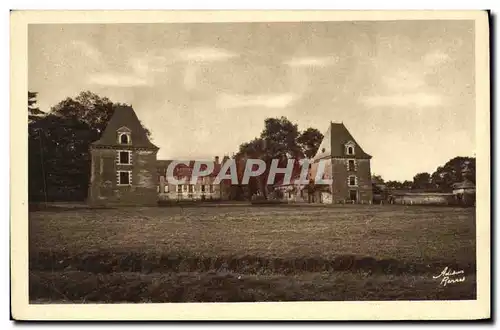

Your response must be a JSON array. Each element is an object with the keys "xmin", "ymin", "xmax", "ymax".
[{"xmin": 29, "ymin": 205, "xmax": 476, "ymax": 302}]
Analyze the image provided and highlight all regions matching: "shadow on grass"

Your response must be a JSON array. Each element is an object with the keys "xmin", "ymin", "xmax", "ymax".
[
  {"xmin": 30, "ymin": 251, "xmax": 476, "ymax": 277},
  {"xmin": 29, "ymin": 270, "xmax": 477, "ymax": 303}
]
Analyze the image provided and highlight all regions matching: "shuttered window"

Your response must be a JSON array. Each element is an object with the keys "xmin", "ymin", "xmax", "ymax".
[
  {"xmin": 118, "ymin": 171, "xmax": 131, "ymax": 185},
  {"xmin": 348, "ymin": 175, "xmax": 357, "ymax": 187}
]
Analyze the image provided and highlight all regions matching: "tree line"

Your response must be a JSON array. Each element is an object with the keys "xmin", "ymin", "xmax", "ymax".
[
  {"xmin": 372, "ymin": 156, "xmax": 476, "ymax": 193},
  {"xmin": 29, "ymin": 90, "xmax": 474, "ymax": 202}
]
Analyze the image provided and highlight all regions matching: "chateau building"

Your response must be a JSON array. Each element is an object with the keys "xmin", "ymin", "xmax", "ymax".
[
  {"xmin": 88, "ymin": 106, "xmax": 159, "ymax": 206},
  {"xmin": 309, "ymin": 122, "xmax": 373, "ymax": 203},
  {"xmin": 88, "ymin": 106, "xmax": 229, "ymax": 206},
  {"xmin": 88, "ymin": 107, "xmax": 373, "ymax": 206}
]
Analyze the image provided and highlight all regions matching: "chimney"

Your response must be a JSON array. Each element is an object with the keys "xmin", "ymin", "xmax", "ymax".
[{"xmin": 215, "ymin": 156, "xmax": 220, "ymax": 164}]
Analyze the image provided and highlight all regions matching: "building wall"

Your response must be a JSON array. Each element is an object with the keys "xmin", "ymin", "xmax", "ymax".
[
  {"xmin": 390, "ymin": 193, "xmax": 455, "ymax": 205},
  {"xmin": 312, "ymin": 158, "xmax": 373, "ymax": 204},
  {"xmin": 356, "ymin": 159, "xmax": 373, "ymax": 203},
  {"xmin": 157, "ymin": 175, "xmax": 225, "ymax": 201},
  {"xmin": 88, "ymin": 147, "xmax": 158, "ymax": 206}
]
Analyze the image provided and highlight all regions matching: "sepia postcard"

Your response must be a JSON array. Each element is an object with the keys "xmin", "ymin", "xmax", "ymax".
[{"xmin": 10, "ymin": 10, "xmax": 490, "ymax": 321}]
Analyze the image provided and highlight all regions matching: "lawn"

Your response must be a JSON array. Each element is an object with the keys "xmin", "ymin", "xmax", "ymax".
[{"xmin": 29, "ymin": 204, "xmax": 476, "ymax": 302}]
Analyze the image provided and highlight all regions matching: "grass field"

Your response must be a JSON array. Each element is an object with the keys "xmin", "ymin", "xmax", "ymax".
[{"xmin": 29, "ymin": 205, "xmax": 476, "ymax": 302}]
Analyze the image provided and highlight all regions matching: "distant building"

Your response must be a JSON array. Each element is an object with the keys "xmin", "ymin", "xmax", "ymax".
[
  {"xmin": 156, "ymin": 158, "xmax": 230, "ymax": 201},
  {"xmin": 308, "ymin": 122, "xmax": 373, "ymax": 204},
  {"xmin": 452, "ymin": 179, "xmax": 476, "ymax": 206}
]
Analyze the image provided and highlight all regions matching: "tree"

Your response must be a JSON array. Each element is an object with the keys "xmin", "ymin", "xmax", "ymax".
[
  {"xmin": 28, "ymin": 91, "xmax": 152, "ymax": 202},
  {"xmin": 29, "ymin": 114, "xmax": 94, "ymax": 201},
  {"xmin": 401, "ymin": 180, "xmax": 413, "ymax": 190},
  {"xmin": 260, "ymin": 116, "xmax": 302, "ymax": 160},
  {"xmin": 237, "ymin": 138, "xmax": 269, "ymax": 198},
  {"xmin": 297, "ymin": 128, "xmax": 324, "ymax": 159},
  {"xmin": 412, "ymin": 172, "xmax": 431, "ymax": 190},
  {"xmin": 430, "ymin": 156, "xmax": 476, "ymax": 191},
  {"xmin": 235, "ymin": 116, "xmax": 325, "ymax": 200},
  {"xmin": 28, "ymin": 91, "xmax": 45, "ymax": 122},
  {"xmin": 384, "ymin": 181, "xmax": 402, "ymax": 190},
  {"xmin": 371, "ymin": 174, "xmax": 385, "ymax": 185}
]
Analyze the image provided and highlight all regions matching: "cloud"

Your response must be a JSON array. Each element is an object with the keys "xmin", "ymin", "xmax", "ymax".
[
  {"xmin": 217, "ymin": 93, "xmax": 299, "ymax": 109},
  {"xmin": 70, "ymin": 41, "xmax": 102, "ymax": 62},
  {"xmin": 129, "ymin": 56, "xmax": 169, "ymax": 75},
  {"xmin": 424, "ymin": 50, "xmax": 451, "ymax": 66},
  {"xmin": 183, "ymin": 65, "xmax": 198, "ymax": 91},
  {"xmin": 174, "ymin": 47, "xmax": 238, "ymax": 63},
  {"xmin": 87, "ymin": 55, "xmax": 170, "ymax": 87},
  {"xmin": 382, "ymin": 69, "xmax": 426, "ymax": 92},
  {"xmin": 361, "ymin": 66, "xmax": 445, "ymax": 108},
  {"xmin": 92, "ymin": 47, "xmax": 236, "ymax": 89},
  {"xmin": 362, "ymin": 93, "xmax": 443, "ymax": 108},
  {"xmin": 284, "ymin": 56, "xmax": 339, "ymax": 67},
  {"xmin": 87, "ymin": 73, "xmax": 149, "ymax": 87}
]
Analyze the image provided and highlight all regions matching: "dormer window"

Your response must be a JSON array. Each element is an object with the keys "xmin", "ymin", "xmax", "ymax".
[
  {"xmin": 345, "ymin": 141, "xmax": 356, "ymax": 156},
  {"xmin": 117, "ymin": 126, "xmax": 132, "ymax": 145},
  {"xmin": 120, "ymin": 133, "xmax": 129, "ymax": 144}
]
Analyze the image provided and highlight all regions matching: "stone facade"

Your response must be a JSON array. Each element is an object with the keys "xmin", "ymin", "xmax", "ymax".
[
  {"xmin": 309, "ymin": 122, "xmax": 373, "ymax": 204},
  {"xmin": 88, "ymin": 106, "xmax": 159, "ymax": 206},
  {"xmin": 88, "ymin": 148, "xmax": 159, "ymax": 206}
]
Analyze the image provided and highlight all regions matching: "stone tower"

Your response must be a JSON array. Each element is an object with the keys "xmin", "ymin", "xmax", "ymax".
[
  {"xmin": 310, "ymin": 122, "xmax": 373, "ymax": 204},
  {"xmin": 88, "ymin": 106, "xmax": 159, "ymax": 206}
]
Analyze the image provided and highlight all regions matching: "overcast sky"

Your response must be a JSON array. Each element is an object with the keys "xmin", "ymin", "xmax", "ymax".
[{"xmin": 28, "ymin": 20, "xmax": 475, "ymax": 181}]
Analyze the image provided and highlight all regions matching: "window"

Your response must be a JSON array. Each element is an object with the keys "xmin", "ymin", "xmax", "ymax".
[
  {"xmin": 117, "ymin": 127, "xmax": 132, "ymax": 145},
  {"xmin": 120, "ymin": 134, "xmax": 129, "ymax": 144},
  {"xmin": 348, "ymin": 175, "xmax": 357, "ymax": 187},
  {"xmin": 118, "ymin": 151, "xmax": 131, "ymax": 164},
  {"xmin": 188, "ymin": 184, "xmax": 194, "ymax": 193},
  {"xmin": 164, "ymin": 185, "xmax": 169, "ymax": 193},
  {"xmin": 177, "ymin": 185, "xmax": 182, "ymax": 193},
  {"xmin": 118, "ymin": 171, "xmax": 131, "ymax": 185},
  {"xmin": 348, "ymin": 159, "xmax": 356, "ymax": 172},
  {"xmin": 201, "ymin": 184, "xmax": 206, "ymax": 193},
  {"xmin": 345, "ymin": 142, "xmax": 356, "ymax": 156}
]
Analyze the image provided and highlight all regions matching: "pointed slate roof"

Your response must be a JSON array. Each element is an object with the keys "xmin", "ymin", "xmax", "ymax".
[
  {"xmin": 313, "ymin": 122, "xmax": 371, "ymax": 160},
  {"xmin": 92, "ymin": 105, "xmax": 158, "ymax": 150}
]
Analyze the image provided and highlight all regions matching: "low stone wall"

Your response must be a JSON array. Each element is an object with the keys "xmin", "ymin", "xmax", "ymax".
[{"xmin": 390, "ymin": 193, "xmax": 455, "ymax": 205}]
